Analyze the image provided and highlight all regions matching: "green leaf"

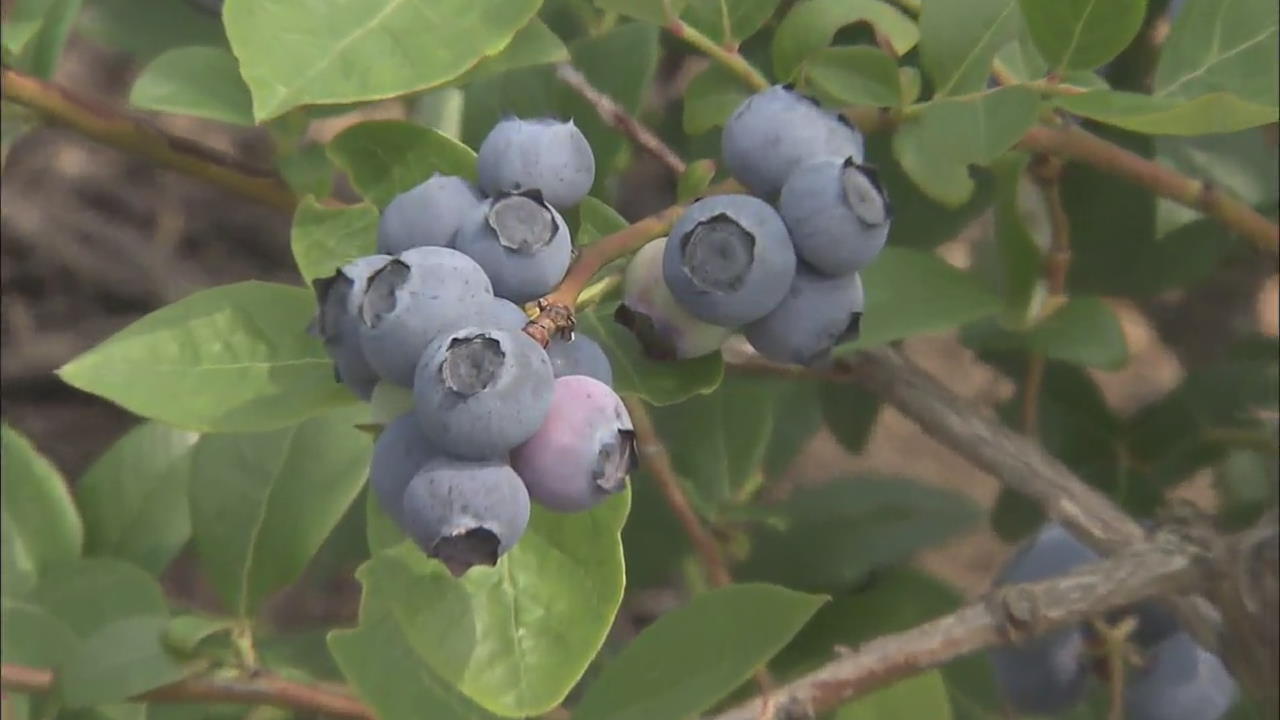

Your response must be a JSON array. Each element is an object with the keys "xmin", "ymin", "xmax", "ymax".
[
  {"xmin": 2, "ymin": 0, "xmax": 50, "ymax": 55},
  {"xmin": 7, "ymin": 0, "xmax": 81, "ymax": 78},
  {"xmin": 835, "ymin": 671, "xmax": 952, "ymax": 719},
  {"xmin": 892, "ymin": 87, "xmax": 1039, "ymax": 206},
  {"xmin": 1017, "ymin": 0, "xmax": 1145, "ymax": 72},
  {"xmin": 188, "ymin": 409, "xmax": 372, "ymax": 618},
  {"xmin": 129, "ymin": 46, "xmax": 254, "ymax": 126},
  {"xmin": 987, "ymin": 152, "xmax": 1047, "ymax": 324},
  {"xmin": 289, "ymin": 198, "xmax": 379, "ymax": 284},
  {"xmin": 163, "ymin": 614, "xmax": 236, "ymax": 656},
  {"xmin": 1055, "ymin": 90, "xmax": 1279, "ymax": 135},
  {"xmin": 683, "ymin": 64, "xmax": 749, "ymax": 134},
  {"xmin": 327, "ymin": 121, "xmax": 477, "ymax": 209},
  {"xmin": 32, "ymin": 557, "xmax": 168, "ymax": 637},
  {"xmin": 772, "ymin": 0, "xmax": 918, "ymax": 82},
  {"xmin": 223, "ymin": 0, "xmax": 541, "ymax": 121},
  {"xmin": 834, "ymin": 247, "xmax": 1001, "ymax": 352},
  {"xmin": 257, "ymin": 629, "xmax": 345, "ymax": 682},
  {"xmin": 821, "ymin": 384, "xmax": 881, "ymax": 455},
  {"xmin": 577, "ymin": 196, "xmax": 629, "ymax": 247},
  {"xmin": 681, "ymin": 0, "xmax": 781, "ymax": 45},
  {"xmin": 592, "ymin": 0, "xmax": 685, "ymax": 25},
  {"xmin": 278, "ymin": 143, "xmax": 336, "ymax": 199},
  {"xmin": 76, "ymin": 422, "xmax": 199, "ymax": 575},
  {"xmin": 365, "ymin": 488, "xmax": 407, "ymax": 556},
  {"xmin": 676, "ymin": 159, "xmax": 717, "ymax": 204},
  {"xmin": 59, "ymin": 617, "xmax": 188, "ymax": 708},
  {"xmin": 807, "ymin": 46, "xmax": 902, "ymax": 108},
  {"xmin": 78, "ymin": 0, "xmax": 225, "ymax": 61},
  {"xmin": 919, "ymin": 0, "xmax": 1020, "ymax": 96},
  {"xmin": 329, "ymin": 573, "xmax": 499, "ymax": 720},
  {"xmin": 360, "ymin": 491, "xmax": 630, "ymax": 717},
  {"xmin": 1154, "ymin": 0, "xmax": 1278, "ymax": 109},
  {"xmin": 57, "ymin": 281, "xmax": 354, "ymax": 433},
  {"xmin": 1, "ymin": 424, "xmax": 82, "ymax": 594},
  {"xmin": 1025, "ymin": 296, "xmax": 1129, "ymax": 369},
  {"xmin": 1154, "ymin": 128, "xmax": 1279, "ymax": 237},
  {"xmin": 738, "ymin": 477, "xmax": 981, "ymax": 591},
  {"xmin": 572, "ymin": 584, "xmax": 825, "ymax": 720},
  {"xmin": 761, "ymin": 378, "xmax": 824, "ymax": 479},
  {"xmin": 648, "ymin": 373, "xmax": 782, "ymax": 511},
  {"xmin": 577, "ymin": 301, "xmax": 724, "ymax": 406},
  {"xmin": 1, "ymin": 601, "xmax": 79, "ymax": 720},
  {"xmin": 450, "ymin": 18, "xmax": 569, "ymax": 86}
]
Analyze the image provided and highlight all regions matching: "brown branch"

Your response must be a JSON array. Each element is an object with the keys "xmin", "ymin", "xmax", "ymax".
[
  {"xmin": 623, "ymin": 397, "xmax": 732, "ymax": 588},
  {"xmin": 1, "ymin": 67, "xmax": 298, "ymax": 212},
  {"xmin": 709, "ymin": 528, "xmax": 1228, "ymax": 720},
  {"xmin": 1018, "ymin": 123, "xmax": 1278, "ymax": 254},
  {"xmin": 1, "ymin": 664, "xmax": 372, "ymax": 719},
  {"xmin": 553, "ymin": 63, "xmax": 687, "ymax": 176}
]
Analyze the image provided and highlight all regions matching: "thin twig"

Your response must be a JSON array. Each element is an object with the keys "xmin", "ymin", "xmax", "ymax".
[
  {"xmin": 1, "ymin": 664, "xmax": 373, "ymax": 719},
  {"xmin": 708, "ymin": 529, "xmax": 1219, "ymax": 720},
  {"xmin": 553, "ymin": 63, "xmax": 687, "ymax": 175},
  {"xmin": 1018, "ymin": 123, "xmax": 1278, "ymax": 254},
  {"xmin": 1021, "ymin": 154, "xmax": 1073, "ymax": 436},
  {"xmin": 1, "ymin": 67, "xmax": 298, "ymax": 212},
  {"xmin": 623, "ymin": 397, "xmax": 733, "ymax": 588},
  {"xmin": 665, "ymin": 18, "xmax": 770, "ymax": 92}
]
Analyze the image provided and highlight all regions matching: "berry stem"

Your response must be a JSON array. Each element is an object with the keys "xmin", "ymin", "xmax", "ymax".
[{"xmin": 0, "ymin": 66, "xmax": 298, "ymax": 212}]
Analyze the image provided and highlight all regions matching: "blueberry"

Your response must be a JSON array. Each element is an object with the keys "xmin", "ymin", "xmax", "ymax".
[
  {"xmin": 661, "ymin": 194, "xmax": 797, "ymax": 327},
  {"xmin": 377, "ymin": 174, "xmax": 484, "ymax": 254},
  {"xmin": 1123, "ymin": 632, "xmax": 1237, "ymax": 720},
  {"xmin": 547, "ymin": 332, "xmax": 613, "ymax": 386},
  {"xmin": 476, "ymin": 117, "xmax": 596, "ymax": 210},
  {"xmin": 313, "ymin": 254, "xmax": 393, "ymax": 399},
  {"xmin": 413, "ymin": 326, "xmax": 554, "ymax": 461},
  {"xmin": 401, "ymin": 456, "xmax": 531, "ymax": 576},
  {"xmin": 512, "ymin": 376, "xmax": 635, "ymax": 512},
  {"xmin": 988, "ymin": 523, "xmax": 1100, "ymax": 715},
  {"xmin": 778, "ymin": 157, "xmax": 890, "ymax": 276},
  {"xmin": 744, "ymin": 265, "xmax": 863, "ymax": 367},
  {"xmin": 454, "ymin": 192, "xmax": 572, "ymax": 304},
  {"xmin": 721, "ymin": 85, "xmax": 865, "ymax": 199},
  {"xmin": 615, "ymin": 236, "xmax": 732, "ymax": 360},
  {"xmin": 368, "ymin": 413, "xmax": 438, "ymax": 527},
  {"xmin": 356, "ymin": 246, "xmax": 494, "ymax": 387}
]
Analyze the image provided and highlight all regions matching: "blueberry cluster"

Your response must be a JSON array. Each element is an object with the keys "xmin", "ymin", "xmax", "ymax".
[
  {"xmin": 314, "ymin": 118, "xmax": 634, "ymax": 575},
  {"xmin": 616, "ymin": 85, "xmax": 890, "ymax": 366},
  {"xmin": 988, "ymin": 523, "xmax": 1238, "ymax": 719}
]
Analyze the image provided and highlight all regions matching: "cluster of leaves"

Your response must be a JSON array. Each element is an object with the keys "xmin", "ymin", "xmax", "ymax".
[{"xmin": 2, "ymin": 0, "xmax": 1277, "ymax": 718}]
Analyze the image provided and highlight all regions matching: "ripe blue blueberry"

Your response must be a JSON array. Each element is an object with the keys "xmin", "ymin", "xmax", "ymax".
[
  {"xmin": 1123, "ymin": 632, "xmax": 1237, "ymax": 720},
  {"xmin": 454, "ymin": 192, "xmax": 572, "ymax": 304},
  {"xmin": 377, "ymin": 174, "xmax": 484, "ymax": 254},
  {"xmin": 401, "ymin": 456, "xmax": 531, "ymax": 576},
  {"xmin": 547, "ymin": 332, "xmax": 613, "ymax": 386},
  {"xmin": 744, "ymin": 265, "xmax": 863, "ymax": 367},
  {"xmin": 778, "ymin": 157, "xmax": 890, "ymax": 276},
  {"xmin": 661, "ymin": 194, "xmax": 797, "ymax": 327},
  {"xmin": 413, "ymin": 326, "xmax": 554, "ymax": 461},
  {"xmin": 356, "ymin": 246, "xmax": 494, "ymax": 387},
  {"xmin": 615, "ymin": 236, "xmax": 732, "ymax": 360},
  {"xmin": 721, "ymin": 85, "xmax": 865, "ymax": 199},
  {"xmin": 512, "ymin": 375, "xmax": 635, "ymax": 512},
  {"xmin": 476, "ymin": 117, "xmax": 596, "ymax": 210},
  {"xmin": 368, "ymin": 413, "xmax": 438, "ymax": 527},
  {"xmin": 313, "ymin": 254, "xmax": 393, "ymax": 399},
  {"xmin": 988, "ymin": 523, "xmax": 1099, "ymax": 715}
]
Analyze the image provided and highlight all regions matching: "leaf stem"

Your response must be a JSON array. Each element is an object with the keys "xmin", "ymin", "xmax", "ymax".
[
  {"xmin": 665, "ymin": 18, "xmax": 770, "ymax": 92},
  {"xmin": 0, "ymin": 67, "xmax": 298, "ymax": 212}
]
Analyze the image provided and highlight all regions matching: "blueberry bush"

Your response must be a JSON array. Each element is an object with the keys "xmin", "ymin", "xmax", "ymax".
[{"xmin": 2, "ymin": 0, "xmax": 1277, "ymax": 718}]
